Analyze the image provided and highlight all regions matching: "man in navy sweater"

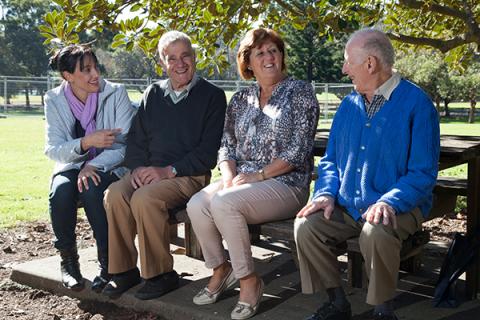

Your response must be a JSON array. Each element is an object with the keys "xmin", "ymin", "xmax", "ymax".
[
  {"xmin": 294, "ymin": 28, "xmax": 440, "ymax": 320},
  {"xmin": 102, "ymin": 31, "xmax": 227, "ymax": 300}
]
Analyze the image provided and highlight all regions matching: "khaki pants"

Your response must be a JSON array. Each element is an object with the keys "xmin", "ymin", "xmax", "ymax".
[
  {"xmin": 104, "ymin": 172, "xmax": 206, "ymax": 279},
  {"xmin": 187, "ymin": 179, "xmax": 309, "ymax": 279},
  {"xmin": 294, "ymin": 206, "xmax": 423, "ymax": 305}
]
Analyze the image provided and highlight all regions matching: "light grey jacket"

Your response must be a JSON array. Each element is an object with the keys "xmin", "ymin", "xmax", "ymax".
[{"xmin": 44, "ymin": 79, "xmax": 136, "ymax": 177}]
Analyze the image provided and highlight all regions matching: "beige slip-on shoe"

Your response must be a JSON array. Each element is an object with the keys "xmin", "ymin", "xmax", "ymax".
[
  {"xmin": 230, "ymin": 279, "xmax": 264, "ymax": 320},
  {"xmin": 193, "ymin": 267, "xmax": 237, "ymax": 305}
]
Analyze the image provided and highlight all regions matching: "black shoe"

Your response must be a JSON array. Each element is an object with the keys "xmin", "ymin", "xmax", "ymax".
[
  {"xmin": 91, "ymin": 249, "xmax": 111, "ymax": 293},
  {"xmin": 59, "ymin": 247, "xmax": 85, "ymax": 291},
  {"xmin": 373, "ymin": 313, "xmax": 399, "ymax": 320},
  {"xmin": 134, "ymin": 270, "xmax": 179, "ymax": 300},
  {"xmin": 103, "ymin": 267, "xmax": 141, "ymax": 299},
  {"xmin": 305, "ymin": 302, "xmax": 352, "ymax": 320}
]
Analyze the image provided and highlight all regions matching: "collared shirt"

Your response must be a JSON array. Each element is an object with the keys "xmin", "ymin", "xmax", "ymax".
[
  {"xmin": 364, "ymin": 72, "xmax": 401, "ymax": 119},
  {"xmin": 161, "ymin": 74, "xmax": 199, "ymax": 104}
]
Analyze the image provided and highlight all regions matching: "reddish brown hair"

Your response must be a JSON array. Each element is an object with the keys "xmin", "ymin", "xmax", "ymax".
[{"xmin": 237, "ymin": 28, "xmax": 286, "ymax": 80}]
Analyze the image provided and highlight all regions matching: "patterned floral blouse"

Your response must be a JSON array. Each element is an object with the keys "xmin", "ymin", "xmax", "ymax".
[{"xmin": 218, "ymin": 77, "xmax": 319, "ymax": 189}]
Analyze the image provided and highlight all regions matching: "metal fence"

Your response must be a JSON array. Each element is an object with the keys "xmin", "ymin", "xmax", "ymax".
[{"xmin": 0, "ymin": 75, "xmax": 354, "ymax": 119}]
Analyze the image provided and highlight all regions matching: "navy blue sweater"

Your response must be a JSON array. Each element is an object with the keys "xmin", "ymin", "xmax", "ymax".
[
  {"xmin": 124, "ymin": 77, "xmax": 227, "ymax": 176},
  {"xmin": 314, "ymin": 79, "xmax": 440, "ymax": 220}
]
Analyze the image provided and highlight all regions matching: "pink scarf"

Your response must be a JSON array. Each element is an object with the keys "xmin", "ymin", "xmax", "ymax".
[{"xmin": 64, "ymin": 82, "xmax": 98, "ymax": 159}]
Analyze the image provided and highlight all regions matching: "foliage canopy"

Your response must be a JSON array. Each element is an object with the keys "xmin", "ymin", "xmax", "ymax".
[{"xmin": 38, "ymin": 0, "xmax": 480, "ymax": 74}]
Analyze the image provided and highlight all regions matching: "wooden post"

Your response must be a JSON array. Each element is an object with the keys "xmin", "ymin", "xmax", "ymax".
[
  {"xmin": 184, "ymin": 222, "xmax": 203, "ymax": 260},
  {"xmin": 466, "ymin": 156, "xmax": 480, "ymax": 299}
]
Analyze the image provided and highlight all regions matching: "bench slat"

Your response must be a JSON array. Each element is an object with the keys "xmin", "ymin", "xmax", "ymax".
[{"xmin": 435, "ymin": 177, "xmax": 467, "ymax": 196}]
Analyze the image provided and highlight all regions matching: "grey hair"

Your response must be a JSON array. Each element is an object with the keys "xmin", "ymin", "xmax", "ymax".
[
  {"xmin": 348, "ymin": 28, "xmax": 395, "ymax": 68},
  {"xmin": 157, "ymin": 31, "xmax": 194, "ymax": 63}
]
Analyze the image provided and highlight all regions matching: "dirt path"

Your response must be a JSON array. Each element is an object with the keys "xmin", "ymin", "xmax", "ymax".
[{"xmin": 0, "ymin": 218, "xmax": 164, "ymax": 320}]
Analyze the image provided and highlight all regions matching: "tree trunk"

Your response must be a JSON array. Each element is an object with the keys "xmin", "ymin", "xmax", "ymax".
[
  {"xmin": 444, "ymin": 98, "xmax": 450, "ymax": 117},
  {"xmin": 25, "ymin": 86, "xmax": 31, "ymax": 109},
  {"xmin": 435, "ymin": 97, "xmax": 441, "ymax": 114},
  {"xmin": 468, "ymin": 99, "xmax": 476, "ymax": 124},
  {"xmin": 306, "ymin": 61, "xmax": 313, "ymax": 82}
]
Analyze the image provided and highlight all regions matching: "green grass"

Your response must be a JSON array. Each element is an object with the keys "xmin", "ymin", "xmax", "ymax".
[
  {"xmin": 1, "ymin": 112, "xmax": 479, "ymax": 228},
  {"xmin": 0, "ymin": 116, "xmax": 53, "ymax": 228}
]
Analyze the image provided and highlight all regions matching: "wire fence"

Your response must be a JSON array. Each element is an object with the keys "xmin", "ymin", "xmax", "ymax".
[{"xmin": 0, "ymin": 75, "xmax": 354, "ymax": 120}]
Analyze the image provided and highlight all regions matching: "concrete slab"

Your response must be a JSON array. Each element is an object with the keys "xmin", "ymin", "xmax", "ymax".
[{"xmin": 10, "ymin": 235, "xmax": 480, "ymax": 320}]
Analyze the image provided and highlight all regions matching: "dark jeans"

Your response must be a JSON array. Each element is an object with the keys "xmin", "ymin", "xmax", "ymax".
[{"xmin": 49, "ymin": 169, "xmax": 118, "ymax": 252}]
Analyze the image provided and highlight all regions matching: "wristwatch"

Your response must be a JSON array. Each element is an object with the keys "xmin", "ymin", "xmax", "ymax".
[
  {"xmin": 258, "ymin": 169, "xmax": 266, "ymax": 180},
  {"xmin": 171, "ymin": 166, "xmax": 178, "ymax": 177}
]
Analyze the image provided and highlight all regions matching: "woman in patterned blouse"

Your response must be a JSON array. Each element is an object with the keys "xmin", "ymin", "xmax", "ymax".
[{"xmin": 187, "ymin": 28, "xmax": 319, "ymax": 319}]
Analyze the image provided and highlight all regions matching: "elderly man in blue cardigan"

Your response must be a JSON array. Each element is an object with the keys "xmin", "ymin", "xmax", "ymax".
[{"xmin": 294, "ymin": 28, "xmax": 440, "ymax": 320}]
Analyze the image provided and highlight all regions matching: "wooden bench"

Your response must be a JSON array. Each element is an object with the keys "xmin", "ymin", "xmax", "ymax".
[
  {"xmin": 250, "ymin": 177, "xmax": 462, "ymax": 288},
  {"xmin": 435, "ymin": 176, "xmax": 467, "ymax": 196},
  {"xmin": 430, "ymin": 176, "xmax": 467, "ymax": 218},
  {"xmin": 170, "ymin": 177, "xmax": 462, "ymax": 286},
  {"xmin": 168, "ymin": 207, "xmax": 203, "ymax": 259},
  {"xmin": 252, "ymin": 218, "xmax": 430, "ymax": 289},
  {"xmin": 167, "ymin": 175, "xmax": 211, "ymax": 260}
]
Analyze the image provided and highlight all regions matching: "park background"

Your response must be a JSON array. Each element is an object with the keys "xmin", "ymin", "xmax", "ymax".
[
  {"xmin": 0, "ymin": 0, "xmax": 479, "ymax": 230},
  {"xmin": 0, "ymin": 1, "xmax": 480, "ymax": 319}
]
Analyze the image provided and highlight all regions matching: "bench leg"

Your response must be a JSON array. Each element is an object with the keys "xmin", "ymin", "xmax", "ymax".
[
  {"xmin": 348, "ymin": 251, "xmax": 364, "ymax": 289},
  {"xmin": 288, "ymin": 240, "xmax": 299, "ymax": 269},
  {"xmin": 184, "ymin": 222, "xmax": 203, "ymax": 260},
  {"xmin": 248, "ymin": 225, "xmax": 261, "ymax": 244},
  {"xmin": 401, "ymin": 254, "xmax": 423, "ymax": 274}
]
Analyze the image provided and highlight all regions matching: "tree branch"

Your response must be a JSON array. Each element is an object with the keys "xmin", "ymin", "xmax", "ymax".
[
  {"xmin": 387, "ymin": 32, "xmax": 476, "ymax": 53},
  {"xmin": 398, "ymin": 0, "xmax": 468, "ymax": 20},
  {"xmin": 271, "ymin": 0, "xmax": 304, "ymax": 16}
]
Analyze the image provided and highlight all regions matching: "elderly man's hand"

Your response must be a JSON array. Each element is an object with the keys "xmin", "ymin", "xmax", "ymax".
[
  {"xmin": 362, "ymin": 201, "xmax": 397, "ymax": 229},
  {"xmin": 130, "ymin": 166, "xmax": 174, "ymax": 189},
  {"xmin": 296, "ymin": 195, "xmax": 335, "ymax": 219}
]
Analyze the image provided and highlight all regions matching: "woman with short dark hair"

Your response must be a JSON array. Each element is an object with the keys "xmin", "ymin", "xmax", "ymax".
[
  {"xmin": 45, "ymin": 43, "xmax": 135, "ymax": 292},
  {"xmin": 187, "ymin": 28, "xmax": 319, "ymax": 319}
]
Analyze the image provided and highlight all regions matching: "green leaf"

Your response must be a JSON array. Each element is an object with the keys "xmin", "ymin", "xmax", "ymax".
[
  {"xmin": 45, "ymin": 12, "xmax": 54, "ymax": 26},
  {"xmin": 130, "ymin": 3, "xmax": 143, "ymax": 12},
  {"xmin": 65, "ymin": 23, "xmax": 76, "ymax": 35},
  {"xmin": 203, "ymin": 9, "xmax": 213, "ymax": 23},
  {"xmin": 155, "ymin": 64, "xmax": 163, "ymax": 76},
  {"xmin": 148, "ymin": 27, "xmax": 161, "ymax": 38},
  {"xmin": 111, "ymin": 39, "xmax": 126, "ymax": 49},
  {"xmin": 78, "ymin": 3, "xmax": 94, "ymax": 16},
  {"xmin": 38, "ymin": 25, "xmax": 51, "ymax": 33},
  {"xmin": 113, "ymin": 33, "xmax": 126, "ymax": 41}
]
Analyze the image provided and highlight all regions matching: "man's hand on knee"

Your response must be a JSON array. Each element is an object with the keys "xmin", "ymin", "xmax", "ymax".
[
  {"xmin": 362, "ymin": 201, "xmax": 397, "ymax": 229},
  {"xmin": 131, "ymin": 167, "xmax": 145, "ymax": 189},
  {"xmin": 296, "ymin": 195, "xmax": 334, "ymax": 218}
]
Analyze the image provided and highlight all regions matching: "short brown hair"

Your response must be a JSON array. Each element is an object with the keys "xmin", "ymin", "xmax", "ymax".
[
  {"xmin": 236, "ymin": 28, "xmax": 286, "ymax": 80},
  {"xmin": 49, "ymin": 43, "xmax": 98, "ymax": 76}
]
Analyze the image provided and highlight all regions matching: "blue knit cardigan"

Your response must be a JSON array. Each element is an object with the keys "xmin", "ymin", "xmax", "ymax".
[{"xmin": 313, "ymin": 79, "xmax": 440, "ymax": 220}]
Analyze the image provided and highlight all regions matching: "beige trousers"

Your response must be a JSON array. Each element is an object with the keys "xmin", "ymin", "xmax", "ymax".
[
  {"xmin": 104, "ymin": 172, "xmax": 206, "ymax": 279},
  {"xmin": 294, "ymin": 206, "xmax": 423, "ymax": 305},
  {"xmin": 187, "ymin": 179, "xmax": 309, "ymax": 279}
]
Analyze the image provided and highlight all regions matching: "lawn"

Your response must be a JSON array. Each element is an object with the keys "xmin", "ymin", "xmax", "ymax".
[
  {"xmin": 0, "ymin": 115, "xmax": 53, "ymax": 228},
  {"xmin": 0, "ymin": 113, "xmax": 478, "ymax": 228}
]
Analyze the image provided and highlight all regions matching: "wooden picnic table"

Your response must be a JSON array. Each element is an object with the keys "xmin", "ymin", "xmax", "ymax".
[{"xmin": 314, "ymin": 131, "xmax": 480, "ymax": 300}]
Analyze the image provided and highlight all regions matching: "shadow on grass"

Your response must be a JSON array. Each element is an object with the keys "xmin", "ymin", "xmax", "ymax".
[{"xmin": 1, "ymin": 108, "xmax": 44, "ymax": 116}]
